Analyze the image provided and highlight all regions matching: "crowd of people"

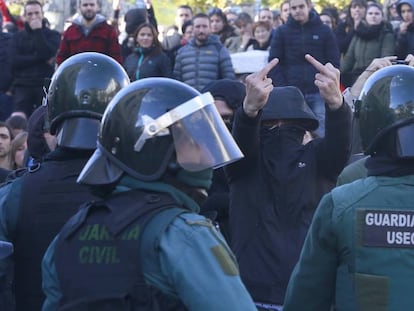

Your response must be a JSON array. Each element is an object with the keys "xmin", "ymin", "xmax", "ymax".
[{"xmin": 0, "ymin": 0, "xmax": 413, "ymax": 310}]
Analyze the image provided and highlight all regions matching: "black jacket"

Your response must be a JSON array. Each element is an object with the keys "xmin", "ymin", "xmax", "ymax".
[
  {"xmin": 9, "ymin": 147, "xmax": 98, "ymax": 311},
  {"xmin": 225, "ymin": 102, "xmax": 352, "ymax": 304},
  {"xmin": 268, "ymin": 11, "xmax": 340, "ymax": 94},
  {"xmin": 9, "ymin": 21, "xmax": 60, "ymax": 87},
  {"xmin": 335, "ymin": 21, "xmax": 355, "ymax": 55},
  {"xmin": 123, "ymin": 46, "xmax": 172, "ymax": 81},
  {"xmin": 0, "ymin": 32, "xmax": 13, "ymax": 92},
  {"xmin": 396, "ymin": 23, "xmax": 414, "ymax": 59}
]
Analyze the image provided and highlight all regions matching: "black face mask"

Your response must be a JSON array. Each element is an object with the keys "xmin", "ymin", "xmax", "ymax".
[
  {"xmin": 259, "ymin": 124, "xmax": 306, "ymax": 219},
  {"xmin": 259, "ymin": 124, "xmax": 306, "ymax": 177},
  {"xmin": 260, "ymin": 124, "xmax": 306, "ymax": 145}
]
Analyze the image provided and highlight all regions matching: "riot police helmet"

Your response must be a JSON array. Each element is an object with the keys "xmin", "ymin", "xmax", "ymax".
[
  {"xmin": 356, "ymin": 65, "xmax": 414, "ymax": 158},
  {"xmin": 77, "ymin": 78, "xmax": 244, "ymax": 185},
  {"xmin": 45, "ymin": 52, "xmax": 130, "ymax": 149}
]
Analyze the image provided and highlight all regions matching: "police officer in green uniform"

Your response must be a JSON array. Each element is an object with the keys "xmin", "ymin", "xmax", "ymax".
[
  {"xmin": 283, "ymin": 64, "xmax": 414, "ymax": 311},
  {"xmin": 0, "ymin": 52, "xmax": 129, "ymax": 311},
  {"xmin": 41, "ymin": 77, "xmax": 258, "ymax": 310}
]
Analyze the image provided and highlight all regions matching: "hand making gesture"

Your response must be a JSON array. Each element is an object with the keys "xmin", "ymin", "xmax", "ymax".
[
  {"xmin": 243, "ymin": 58, "xmax": 279, "ymax": 117},
  {"xmin": 305, "ymin": 54, "xmax": 342, "ymax": 110}
]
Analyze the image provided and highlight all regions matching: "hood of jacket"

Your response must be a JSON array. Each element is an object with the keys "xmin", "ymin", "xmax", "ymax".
[{"xmin": 397, "ymin": 0, "xmax": 414, "ymax": 18}]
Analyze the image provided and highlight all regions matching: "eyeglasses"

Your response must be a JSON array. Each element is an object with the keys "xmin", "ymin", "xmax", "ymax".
[{"xmin": 388, "ymin": 3, "xmax": 397, "ymax": 9}]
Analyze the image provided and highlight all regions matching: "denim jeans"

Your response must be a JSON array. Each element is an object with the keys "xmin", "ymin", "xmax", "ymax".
[{"xmin": 304, "ymin": 92, "xmax": 325, "ymax": 137}]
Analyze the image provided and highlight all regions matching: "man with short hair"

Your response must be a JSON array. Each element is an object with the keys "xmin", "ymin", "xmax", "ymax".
[
  {"xmin": 162, "ymin": 4, "xmax": 193, "ymax": 51},
  {"xmin": 269, "ymin": 0, "xmax": 340, "ymax": 137},
  {"xmin": 162, "ymin": 4, "xmax": 193, "ymax": 67},
  {"xmin": 8, "ymin": 0, "xmax": 60, "ymax": 119},
  {"xmin": 56, "ymin": 0, "xmax": 122, "ymax": 65},
  {"xmin": 0, "ymin": 121, "xmax": 12, "ymax": 170},
  {"xmin": 174, "ymin": 13, "xmax": 235, "ymax": 91},
  {"xmin": 258, "ymin": 7, "xmax": 274, "ymax": 25}
]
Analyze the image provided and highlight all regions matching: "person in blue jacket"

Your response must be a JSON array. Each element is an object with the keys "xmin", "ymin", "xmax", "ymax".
[
  {"xmin": 41, "ymin": 77, "xmax": 259, "ymax": 311},
  {"xmin": 268, "ymin": 0, "xmax": 340, "ymax": 137}
]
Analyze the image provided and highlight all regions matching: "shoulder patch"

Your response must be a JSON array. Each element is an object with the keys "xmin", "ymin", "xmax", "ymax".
[{"xmin": 211, "ymin": 245, "xmax": 239, "ymax": 276}]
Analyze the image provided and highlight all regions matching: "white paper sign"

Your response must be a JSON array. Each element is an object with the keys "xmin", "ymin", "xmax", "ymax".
[{"xmin": 231, "ymin": 50, "xmax": 270, "ymax": 74}]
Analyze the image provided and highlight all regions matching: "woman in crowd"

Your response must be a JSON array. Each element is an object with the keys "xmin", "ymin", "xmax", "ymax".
[
  {"xmin": 395, "ymin": 0, "xmax": 414, "ymax": 59},
  {"xmin": 208, "ymin": 7, "xmax": 238, "ymax": 50},
  {"xmin": 384, "ymin": 0, "xmax": 402, "ymax": 31},
  {"xmin": 123, "ymin": 23, "xmax": 172, "ymax": 81},
  {"xmin": 180, "ymin": 20, "xmax": 193, "ymax": 46},
  {"xmin": 340, "ymin": 3, "xmax": 395, "ymax": 87},
  {"xmin": 245, "ymin": 21, "xmax": 272, "ymax": 51},
  {"xmin": 335, "ymin": 0, "xmax": 368, "ymax": 56},
  {"xmin": 320, "ymin": 10, "xmax": 337, "ymax": 30},
  {"xmin": 9, "ymin": 131, "xmax": 27, "ymax": 169},
  {"xmin": 231, "ymin": 12, "xmax": 254, "ymax": 53}
]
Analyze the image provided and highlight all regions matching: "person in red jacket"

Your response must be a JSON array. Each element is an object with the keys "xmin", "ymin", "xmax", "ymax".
[
  {"xmin": 0, "ymin": 0, "xmax": 23, "ymax": 31},
  {"xmin": 56, "ymin": 0, "xmax": 122, "ymax": 65}
]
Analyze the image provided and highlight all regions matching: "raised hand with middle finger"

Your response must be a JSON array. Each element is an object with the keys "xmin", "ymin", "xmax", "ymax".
[
  {"xmin": 243, "ymin": 58, "xmax": 279, "ymax": 117},
  {"xmin": 305, "ymin": 54, "xmax": 342, "ymax": 110}
]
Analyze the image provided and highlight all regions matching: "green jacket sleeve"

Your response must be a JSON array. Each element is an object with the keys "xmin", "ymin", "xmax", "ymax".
[
  {"xmin": 41, "ymin": 236, "xmax": 61, "ymax": 311},
  {"xmin": 283, "ymin": 193, "xmax": 338, "ymax": 311}
]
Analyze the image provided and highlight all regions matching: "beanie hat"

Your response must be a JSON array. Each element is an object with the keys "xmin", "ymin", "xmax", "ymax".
[
  {"xmin": 124, "ymin": 8, "xmax": 147, "ymax": 35},
  {"xmin": 201, "ymin": 79, "xmax": 246, "ymax": 110},
  {"xmin": 27, "ymin": 106, "xmax": 51, "ymax": 161}
]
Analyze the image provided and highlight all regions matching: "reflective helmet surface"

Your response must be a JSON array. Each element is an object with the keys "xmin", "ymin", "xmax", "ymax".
[
  {"xmin": 78, "ymin": 78, "xmax": 244, "ymax": 185},
  {"xmin": 358, "ymin": 65, "xmax": 414, "ymax": 156},
  {"xmin": 46, "ymin": 52, "xmax": 130, "ymax": 135},
  {"xmin": 99, "ymin": 78, "xmax": 200, "ymax": 181}
]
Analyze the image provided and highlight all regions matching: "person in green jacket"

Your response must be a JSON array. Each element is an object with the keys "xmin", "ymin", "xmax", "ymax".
[
  {"xmin": 284, "ymin": 64, "xmax": 414, "ymax": 311},
  {"xmin": 340, "ymin": 3, "xmax": 395, "ymax": 87}
]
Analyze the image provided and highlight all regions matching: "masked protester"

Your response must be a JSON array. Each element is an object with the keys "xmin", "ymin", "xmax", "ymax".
[{"xmin": 225, "ymin": 56, "xmax": 352, "ymax": 310}]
